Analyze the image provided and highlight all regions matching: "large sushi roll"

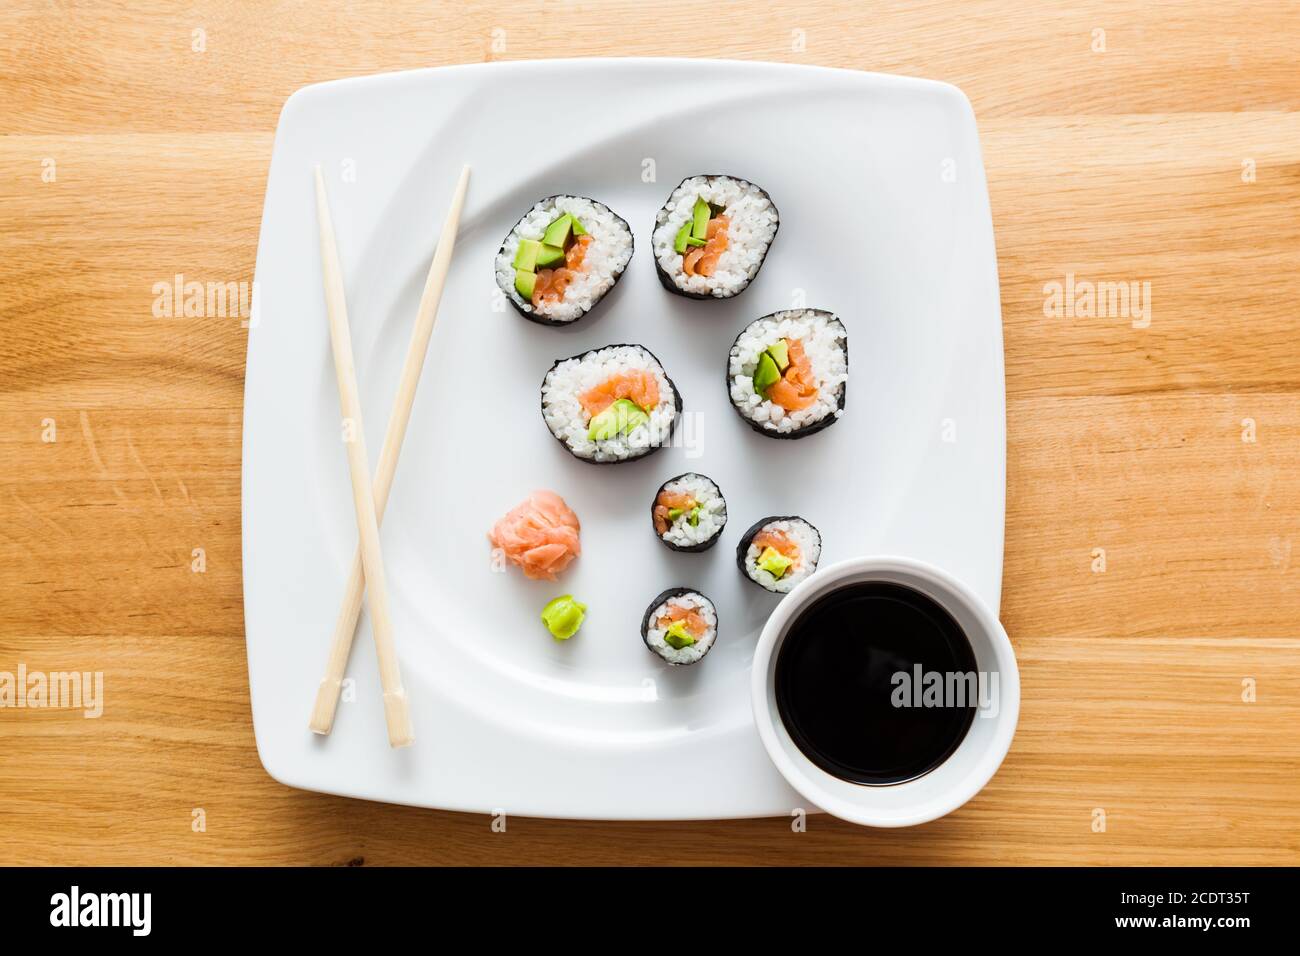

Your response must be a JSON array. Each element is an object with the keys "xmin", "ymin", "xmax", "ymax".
[
  {"xmin": 495, "ymin": 195, "xmax": 633, "ymax": 325},
  {"xmin": 736, "ymin": 516, "xmax": 822, "ymax": 593},
  {"xmin": 651, "ymin": 175, "xmax": 778, "ymax": 299},
  {"xmin": 728, "ymin": 309, "xmax": 848, "ymax": 439},
  {"xmin": 541, "ymin": 344, "xmax": 682, "ymax": 464},
  {"xmin": 640, "ymin": 587, "xmax": 719, "ymax": 665},
  {"xmin": 651, "ymin": 473, "xmax": 727, "ymax": 552}
]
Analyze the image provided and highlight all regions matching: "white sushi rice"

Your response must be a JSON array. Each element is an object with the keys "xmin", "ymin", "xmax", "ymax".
[
  {"xmin": 652, "ymin": 175, "xmax": 778, "ymax": 297},
  {"xmin": 743, "ymin": 518, "xmax": 821, "ymax": 593},
  {"xmin": 729, "ymin": 309, "xmax": 848, "ymax": 434},
  {"xmin": 496, "ymin": 195, "xmax": 633, "ymax": 323},
  {"xmin": 657, "ymin": 473, "xmax": 726, "ymax": 548},
  {"xmin": 541, "ymin": 345, "xmax": 678, "ymax": 462},
  {"xmin": 644, "ymin": 591, "xmax": 718, "ymax": 665}
]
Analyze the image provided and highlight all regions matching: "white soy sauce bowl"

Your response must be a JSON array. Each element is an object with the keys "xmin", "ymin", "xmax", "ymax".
[{"xmin": 750, "ymin": 556, "xmax": 1021, "ymax": 827}]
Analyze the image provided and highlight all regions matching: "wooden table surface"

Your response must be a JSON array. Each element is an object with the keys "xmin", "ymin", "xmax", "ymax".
[{"xmin": 2, "ymin": 0, "xmax": 1297, "ymax": 866}]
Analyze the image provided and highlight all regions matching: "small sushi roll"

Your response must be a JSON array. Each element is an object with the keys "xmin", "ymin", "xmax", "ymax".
[
  {"xmin": 640, "ymin": 587, "xmax": 719, "ymax": 666},
  {"xmin": 736, "ymin": 516, "xmax": 822, "ymax": 593},
  {"xmin": 651, "ymin": 175, "xmax": 779, "ymax": 299},
  {"xmin": 728, "ymin": 309, "xmax": 848, "ymax": 439},
  {"xmin": 495, "ymin": 195, "xmax": 633, "ymax": 326},
  {"xmin": 651, "ymin": 473, "xmax": 727, "ymax": 552},
  {"xmin": 541, "ymin": 344, "xmax": 683, "ymax": 464}
]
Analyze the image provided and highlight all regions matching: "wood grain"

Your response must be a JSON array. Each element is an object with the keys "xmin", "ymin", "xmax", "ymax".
[{"xmin": 1, "ymin": 0, "xmax": 1297, "ymax": 866}]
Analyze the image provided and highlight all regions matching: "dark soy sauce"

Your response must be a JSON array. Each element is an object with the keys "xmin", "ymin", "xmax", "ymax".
[{"xmin": 775, "ymin": 581, "xmax": 978, "ymax": 786}]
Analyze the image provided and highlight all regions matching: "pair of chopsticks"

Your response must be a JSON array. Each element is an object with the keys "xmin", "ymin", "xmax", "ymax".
[{"xmin": 309, "ymin": 163, "xmax": 471, "ymax": 747}]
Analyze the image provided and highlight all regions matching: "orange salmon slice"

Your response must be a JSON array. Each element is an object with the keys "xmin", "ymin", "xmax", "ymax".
[
  {"xmin": 530, "ymin": 234, "xmax": 593, "ymax": 307},
  {"xmin": 658, "ymin": 603, "xmax": 708, "ymax": 637},
  {"xmin": 682, "ymin": 215, "xmax": 729, "ymax": 278},
  {"xmin": 652, "ymin": 491, "xmax": 697, "ymax": 534},
  {"xmin": 565, "ymin": 234, "xmax": 592, "ymax": 270},
  {"xmin": 766, "ymin": 337, "xmax": 819, "ymax": 411},
  {"xmin": 696, "ymin": 215, "xmax": 729, "ymax": 277},
  {"xmin": 753, "ymin": 530, "xmax": 800, "ymax": 563},
  {"xmin": 532, "ymin": 267, "xmax": 576, "ymax": 308},
  {"xmin": 578, "ymin": 370, "xmax": 661, "ymax": 419}
]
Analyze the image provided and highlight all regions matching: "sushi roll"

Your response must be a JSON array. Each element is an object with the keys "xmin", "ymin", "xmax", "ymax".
[
  {"xmin": 736, "ymin": 516, "xmax": 822, "ymax": 593},
  {"xmin": 495, "ymin": 195, "xmax": 633, "ymax": 325},
  {"xmin": 640, "ymin": 587, "xmax": 719, "ymax": 666},
  {"xmin": 728, "ymin": 309, "xmax": 848, "ymax": 439},
  {"xmin": 651, "ymin": 175, "xmax": 779, "ymax": 299},
  {"xmin": 541, "ymin": 344, "xmax": 682, "ymax": 464},
  {"xmin": 651, "ymin": 473, "xmax": 727, "ymax": 552}
]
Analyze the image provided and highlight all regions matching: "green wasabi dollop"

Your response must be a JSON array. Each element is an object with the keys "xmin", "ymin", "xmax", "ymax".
[{"xmin": 541, "ymin": 594, "xmax": 586, "ymax": 641}]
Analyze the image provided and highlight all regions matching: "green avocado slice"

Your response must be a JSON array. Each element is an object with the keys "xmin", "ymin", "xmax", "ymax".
[
  {"xmin": 542, "ymin": 214, "xmax": 573, "ymax": 248},
  {"xmin": 514, "ymin": 269, "xmax": 537, "ymax": 300},
  {"xmin": 570, "ymin": 216, "xmax": 588, "ymax": 236},
  {"xmin": 674, "ymin": 221, "xmax": 706, "ymax": 254},
  {"xmin": 767, "ymin": 339, "xmax": 790, "ymax": 371},
  {"xmin": 757, "ymin": 546, "xmax": 795, "ymax": 579},
  {"xmin": 536, "ymin": 243, "xmax": 566, "ymax": 268},
  {"xmin": 691, "ymin": 197, "xmax": 711, "ymax": 240},
  {"xmin": 663, "ymin": 620, "xmax": 696, "ymax": 649},
  {"xmin": 673, "ymin": 222, "xmax": 691, "ymax": 255},
  {"xmin": 752, "ymin": 351, "xmax": 781, "ymax": 394},
  {"xmin": 587, "ymin": 398, "xmax": 650, "ymax": 441},
  {"xmin": 513, "ymin": 239, "xmax": 541, "ymax": 271},
  {"xmin": 757, "ymin": 546, "xmax": 794, "ymax": 579}
]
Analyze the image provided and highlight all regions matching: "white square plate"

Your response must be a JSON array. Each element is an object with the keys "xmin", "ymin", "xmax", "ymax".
[{"xmin": 243, "ymin": 59, "xmax": 1004, "ymax": 819}]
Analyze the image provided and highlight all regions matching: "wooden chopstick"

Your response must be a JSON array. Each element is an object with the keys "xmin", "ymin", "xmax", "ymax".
[
  {"xmin": 312, "ymin": 165, "xmax": 414, "ymax": 748},
  {"xmin": 309, "ymin": 164, "xmax": 471, "ymax": 738}
]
